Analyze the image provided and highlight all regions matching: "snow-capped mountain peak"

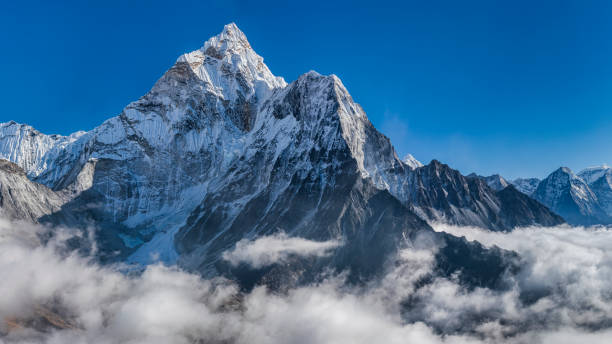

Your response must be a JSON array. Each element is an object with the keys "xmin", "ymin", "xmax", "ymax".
[
  {"xmin": 484, "ymin": 174, "xmax": 509, "ymax": 191},
  {"xmin": 402, "ymin": 154, "xmax": 423, "ymax": 169},
  {"xmin": 203, "ymin": 22, "xmax": 252, "ymax": 55},
  {"xmin": 0, "ymin": 22, "xmax": 566, "ymax": 271},
  {"xmin": 553, "ymin": 167, "xmax": 588, "ymax": 187},
  {"xmin": 174, "ymin": 23, "xmax": 286, "ymax": 115},
  {"xmin": 0, "ymin": 121, "xmax": 89, "ymax": 184},
  {"xmin": 532, "ymin": 166, "xmax": 612, "ymax": 225},
  {"xmin": 578, "ymin": 164, "xmax": 612, "ymax": 185},
  {"xmin": 466, "ymin": 173, "xmax": 510, "ymax": 191}
]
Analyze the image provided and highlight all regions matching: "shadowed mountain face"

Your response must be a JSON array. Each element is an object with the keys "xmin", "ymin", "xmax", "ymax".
[
  {"xmin": 0, "ymin": 24, "xmax": 560, "ymax": 288},
  {"xmin": 495, "ymin": 185, "xmax": 565, "ymax": 229},
  {"xmin": 406, "ymin": 161, "xmax": 563, "ymax": 231}
]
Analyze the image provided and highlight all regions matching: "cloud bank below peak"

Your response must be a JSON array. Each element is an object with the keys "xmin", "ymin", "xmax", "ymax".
[{"xmin": 3, "ymin": 218, "xmax": 612, "ymax": 343}]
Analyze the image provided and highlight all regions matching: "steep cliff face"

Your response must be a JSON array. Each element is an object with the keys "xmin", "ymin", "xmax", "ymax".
[{"xmin": 495, "ymin": 185, "xmax": 565, "ymax": 229}]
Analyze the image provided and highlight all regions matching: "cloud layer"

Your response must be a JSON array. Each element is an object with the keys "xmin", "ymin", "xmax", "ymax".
[
  {"xmin": 222, "ymin": 232, "xmax": 341, "ymax": 268},
  {"xmin": 3, "ymin": 219, "xmax": 612, "ymax": 343}
]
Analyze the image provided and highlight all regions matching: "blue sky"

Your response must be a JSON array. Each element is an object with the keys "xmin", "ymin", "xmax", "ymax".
[{"xmin": 1, "ymin": 0, "xmax": 611, "ymax": 179}]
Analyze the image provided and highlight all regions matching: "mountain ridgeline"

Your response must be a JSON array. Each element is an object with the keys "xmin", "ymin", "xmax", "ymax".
[
  {"xmin": 473, "ymin": 165, "xmax": 612, "ymax": 226},
  {"xmin": 0, "ymin": 24, "xmax": 563, "ymax": 287}
]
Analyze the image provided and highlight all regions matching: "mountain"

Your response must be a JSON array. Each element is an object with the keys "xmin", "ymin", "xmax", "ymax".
[
  {"xmin": 0, "ymin": 121, "xmax": 89, "ymax": 186},
  {"xmin": 0, "ymin": 23, "xmax": 561, "ymax": 286},
  {"xmin": 495, "ymin": 184, "xmax": 565, "ymax": 229},
  {"xmin": 533, "ymin": 167, "xmax": 611, "ymax": 225},
  {"xmin": 509, "ymin": 165, "xmax": 612, "ymax": 226},
  {"xmin": 511, "ymin": 177, "xmax": 540, "ymax": 196},
  {"xmin": 0, "ymin": 159, "xmax": 66, "ymax": 222},
  {"xmin": 577, "ymin": 165, "xmax": 611, "ymax": 184},
  {"xmin": 406, "ymin": 162, "xmax": 562, "ymax": 230},
  {"xmin": 578, "ymin": 165, "xmax": 612, "ymax": 217},
  {"xmin": 467, "ymin": 173, "xmax": 510, "ymax": 191}
]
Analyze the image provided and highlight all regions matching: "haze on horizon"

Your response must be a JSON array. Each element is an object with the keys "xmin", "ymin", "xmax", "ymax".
[{"xmin": 1, "ymin": 0, "xmax": 611, "ymax": 179}]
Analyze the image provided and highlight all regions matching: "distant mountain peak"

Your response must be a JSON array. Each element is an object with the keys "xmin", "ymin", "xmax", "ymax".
[
  {"xmin": 578, "ymin": 164, "xmax": 612, "ymax": 185},
  {"xmin": 584, "ymin": 163, "xmax": 610, "ymax": 170},
  {"xmin": 466, "ymin": 172, "xmax": 510, "ymax": 191},
  {"xmin": 511, "ymin": 177, "xmax": 540, "ymax": 196},
  {"xmin": 556, "ymin": 166, "xmax": 573, "ymax": 175},
  {"xmin": 402, "ymin": 154, "xmax": 423, "ymax": 169},
  {"xmin": 547, "ymin": 167, "xmax": 583, "ymax": 183},
  {"xmin": 533, "ymin": 166, "xmax": 612, "ymax": 225}
]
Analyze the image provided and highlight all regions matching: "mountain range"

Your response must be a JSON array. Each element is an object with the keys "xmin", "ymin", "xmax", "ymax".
[
  {"xmin": 473, "ymin": 165, "xmax": 612, "ymax": 226},
  {"xmin": 0, "ymin": 24, "xmax": 566, "ymax": 287}
]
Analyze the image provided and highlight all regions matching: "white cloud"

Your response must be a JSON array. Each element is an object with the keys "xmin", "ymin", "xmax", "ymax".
[
  {"xmin": 4, "ymin": 219, "xmax": 612, "ymax": 343},
  {"xmin": 222, "ymin": 232, "xmax": 341, "ymax": 268},
  {"xmin": 432, "ymin": 223, "xmax": 612, "ymax": 334}
]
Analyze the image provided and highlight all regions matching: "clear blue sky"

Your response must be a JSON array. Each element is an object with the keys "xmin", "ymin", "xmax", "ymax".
[{"xmin": 1, "ymin": 0, "xmax": 611, "ymax": 179}]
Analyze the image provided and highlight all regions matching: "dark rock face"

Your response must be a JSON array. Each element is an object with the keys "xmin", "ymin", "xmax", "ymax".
[
  {"xmin": 434, "ymin": 234, "xmax": 520, "ymax": 289},
  {"xmin": 406, "ymin": 161, "xmax": 500, "ymax": 228},
  {"xmin": 0, "ymin": 159, "xmax": 26, "ymax": 175},
  {"xmin": 495, "ymin": 185, "xmax": 565, "ymax": 229},
  {"xmin": 402, "ymin": 160, "xmax": 564, "ymax": 231},
  {"xmin": 187, "ymin": 174, "xmax": 434, "ymax": 285}
]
